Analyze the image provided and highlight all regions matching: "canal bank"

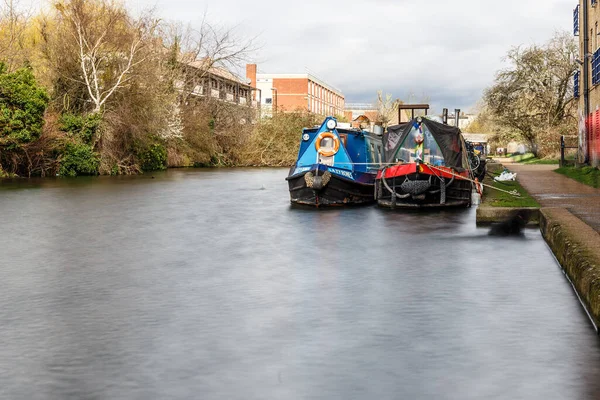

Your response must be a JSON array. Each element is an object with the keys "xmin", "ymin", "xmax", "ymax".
[
  {"xmin": 480, "ymin": 161, "xmax": 600, "ymax": 332},
  {"xmin": 540, "ymin": 208, "xmax": 600, "ymax": 331}
]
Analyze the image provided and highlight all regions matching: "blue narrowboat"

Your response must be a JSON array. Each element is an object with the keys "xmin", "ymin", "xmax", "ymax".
[{"xmin": 286, "ymin": 116, "xmax": 383, "ymax": 207}]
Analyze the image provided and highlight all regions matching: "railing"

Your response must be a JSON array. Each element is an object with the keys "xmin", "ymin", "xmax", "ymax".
[
  {"xmin": 574, "ymin": 4, "xmax": 580, "ymax": 36},
  {"xmin": 574, "ymin": 70, "xmax": 580, "ymax": 98},
  {"xmin": 560, "ymin": 135, "xmax": 578, "ymax": 167}
]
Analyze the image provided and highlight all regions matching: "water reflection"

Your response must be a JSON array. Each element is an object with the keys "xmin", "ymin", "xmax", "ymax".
[{"xmin": 1, "ymin": 168, "xmax": 600, "ymax": 400}]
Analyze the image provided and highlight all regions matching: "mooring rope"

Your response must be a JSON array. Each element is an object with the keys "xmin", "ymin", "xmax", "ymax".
[
  {"xmin": 427, "ymin": 164, "xmax": 521, "ymax": 197},
  {"xmin": 380, "ymin": 167, "xmax": 410, "ymax": 199}
]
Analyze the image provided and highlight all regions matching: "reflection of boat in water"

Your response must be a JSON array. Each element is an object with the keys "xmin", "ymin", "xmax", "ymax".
[
  {"xmin": 286, "ymin": 117, "xmax": 382, "ymax": 207},
  {"xmin": 375, "ymin": 116, "xmax": 473, "ymax": 208}
]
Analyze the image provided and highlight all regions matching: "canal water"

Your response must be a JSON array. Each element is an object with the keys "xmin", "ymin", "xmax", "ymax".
[{"xmin": 1, "ymin": 168, "xmax": 600, "ymax": 400}]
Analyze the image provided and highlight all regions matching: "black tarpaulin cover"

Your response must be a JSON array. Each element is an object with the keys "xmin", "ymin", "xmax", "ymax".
[{"xmin": 383, "ymin": 118, "xmax": 469, "ymax": 170}]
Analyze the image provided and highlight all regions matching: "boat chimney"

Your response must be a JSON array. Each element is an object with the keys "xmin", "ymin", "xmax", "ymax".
[
  {"xmin": 454, "ymin": 109, "xmax": 460, "ymax": 128},
  {"xmin": 442, "ymin": 108, "xmax": 448, "ymax": 125}
]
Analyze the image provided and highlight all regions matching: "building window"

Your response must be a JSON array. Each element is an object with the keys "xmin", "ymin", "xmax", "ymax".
[
  {"xmin": 574, "ymin": 70, "xmax": 580, "ymax": 98},
  {"xmin": 265, "ymin": 98, "xmax": 272, "ymax": 104},
  {"xmin": 592, "ymin": 49, "xmax": 600, "ymax": 85},
  {"xmin": 574, "ymin": 5, "xmax": 580, "ymax": 36}
]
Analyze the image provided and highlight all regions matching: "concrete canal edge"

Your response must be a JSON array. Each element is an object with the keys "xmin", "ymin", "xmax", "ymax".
[
  {"xmin": 476, "ymin": 207, "xmax": 540, "ymax": 226},
  {"xmin": 539, "ymin": 208, "xmax": 600, "ymax": 333}
]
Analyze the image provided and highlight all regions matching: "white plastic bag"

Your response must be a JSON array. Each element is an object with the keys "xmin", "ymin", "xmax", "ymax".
[{"xmin": 494, "ymin": 170, "xmax": 517, "ymax": 182}]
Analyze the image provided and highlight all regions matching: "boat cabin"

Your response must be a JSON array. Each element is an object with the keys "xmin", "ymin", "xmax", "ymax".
[{"xmin": 295, "ymin": 118, "xmax": 383, "ymax": 174}]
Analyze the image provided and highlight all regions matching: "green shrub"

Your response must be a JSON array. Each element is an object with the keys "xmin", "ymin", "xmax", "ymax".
[
  {"xmin": 58, "ymin": 113, "xmax": 101, "ymax": 144},
  {"xmin": 0, "ymin": 63, "xmax": 49, "ymax": 144},
  {"xmin": 59, "ymin": 142, "xmax": 100, "ymax": 177},
  {"xmin": 58, "ymin": 113, "xmax": 84, "ymax": 133},
  {"xmin": 139, "ymin": 143, "xmax": 167, "ymax": 171},
  {"xmin": 240, "ymin": 111, "xmax": 320, "ymax": 166}
]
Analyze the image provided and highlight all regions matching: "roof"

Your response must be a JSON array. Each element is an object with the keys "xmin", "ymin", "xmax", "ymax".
[
  {"xmin": 353, "ymin": 115, "xmax": 372, "ymax": 122},
  {"xmin": 184, "ymin": 57, "xmax": 252, "ymax": 87},
  {"xmin": 398, "ymin": 103, "xmax": 430, "ymax": 110}
]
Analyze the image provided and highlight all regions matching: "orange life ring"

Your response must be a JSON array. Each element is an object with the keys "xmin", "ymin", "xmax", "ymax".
[{"xmin": 315, "ymin": 132, "xmax": 340, "ymax": 157}]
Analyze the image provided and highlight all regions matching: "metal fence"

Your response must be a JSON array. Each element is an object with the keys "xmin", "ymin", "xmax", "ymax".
[{"xmin": 560, "ymin": 135, "xmax": 578, "ymax": 167}]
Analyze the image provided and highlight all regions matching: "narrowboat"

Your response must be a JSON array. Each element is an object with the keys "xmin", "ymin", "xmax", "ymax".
[
  {"xmin": 464, "ymin": 136, "xmax": 488, "ymax": 182},
  {"xmin": 375, "ymin": 116, "xmax": 474, "ymax": 208},
  {"xmin": 286, "ymin": 116, "xmax": 382, "ymax": 207}
]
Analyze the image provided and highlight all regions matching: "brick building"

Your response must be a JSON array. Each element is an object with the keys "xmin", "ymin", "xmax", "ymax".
[
  {"xmin": 574, "ymin": 0, "xmax": 600, "ymax": 166},
  {"xmin": 246, "ymin": 64, "xmax": 345, "ymax": 117}
]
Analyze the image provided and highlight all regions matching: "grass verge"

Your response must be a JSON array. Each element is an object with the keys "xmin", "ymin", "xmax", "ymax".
[
  {"xmin": 480, "ymin": 163, "xmax": 540, "ymax": 208},
  {"xmin": 510, "ymin": 153, "xmax": 559, "ymax": 165},
  {"xmin": 555, "ymin": 166, "xmax": 600, "ymax": 188}
]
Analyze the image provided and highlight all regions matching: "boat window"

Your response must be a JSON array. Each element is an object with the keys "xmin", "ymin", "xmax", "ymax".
[
  {"xmin": 394, "ymin": 124, "xmax": 445, "ymax": 166},
  {"xmin": 339, "ymin": 134, "xmax": 347, "ymax": 147},
  {"xmin": 376, "ymin": 145, "xmax": 382, "ymax": 165},
  {"xmin": 472, "ymin": 143, "xmax": 485, "ymax": 156}
]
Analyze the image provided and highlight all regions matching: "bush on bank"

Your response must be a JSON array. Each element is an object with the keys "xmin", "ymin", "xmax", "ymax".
[
  {"xmin": 0, "ymin": 0, "xmax": 327, "ymax": 177},
  {"xmin": 139, "ymin": 143, "xmax": 167, "ymax": 171},
  {"xmin": 239, "ymin": 110, "xmax": 319, "ymax": 167},
  {"xmin": 58, "ymin": 142, "xmax": 100, "ymax": 177},
  {"xmin": 0, "ymin": 64, "xmax": 49, "ymax": 146},
  {"xmin": 59, "ymin": 113, "xmax": 102, "ymax": 145}
]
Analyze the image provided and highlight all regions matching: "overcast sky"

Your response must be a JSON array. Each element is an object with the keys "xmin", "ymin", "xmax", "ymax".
[{"xmin": 130, "ymin": 0, "xmax": 573, "ymax": 112}]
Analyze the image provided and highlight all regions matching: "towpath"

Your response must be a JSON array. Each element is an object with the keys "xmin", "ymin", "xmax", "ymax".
[{"xmin": 497, "ymin": 160, "xmax": 600, "ymax": 233}]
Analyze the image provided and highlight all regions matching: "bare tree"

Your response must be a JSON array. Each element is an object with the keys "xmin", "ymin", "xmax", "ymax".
[
  {"xmin": 375, "ymin": 90, "xmax": 400, "ymax": 129},
  {"xmin": 484, "ymin": 31, "xmax": 578, "ymax": 155},
  {"xmin": 54, "ymin": 0, "xmax": 159, "ymax": 113},
  {"xmin": 403, "ymin": 90, "xmax": 431, "ymax": 105},
  {"xmin": 0, "ymin": 0, "xmax": 32, "ymax": 71},
  {"xmin": 161, "ymin": 14, "xmax": 258, "ymax": 102}
]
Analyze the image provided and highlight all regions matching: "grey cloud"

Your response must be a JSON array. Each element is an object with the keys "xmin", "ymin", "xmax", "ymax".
[{"xmin": 135, "ymin": 0, "xmax": 576, "ymax": 111}]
